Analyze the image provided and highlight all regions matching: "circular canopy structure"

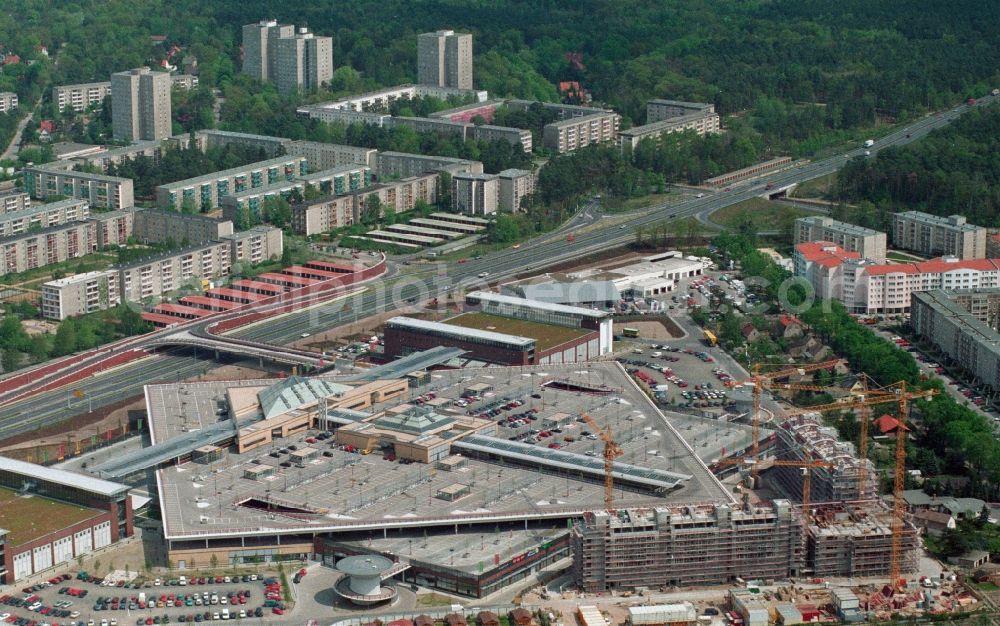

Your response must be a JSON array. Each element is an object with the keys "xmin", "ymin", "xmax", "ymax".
[{"xmin": 334, "ymin": 555, "xmax": 398, "ymax": 606}]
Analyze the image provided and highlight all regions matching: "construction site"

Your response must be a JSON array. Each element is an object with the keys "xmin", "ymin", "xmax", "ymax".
[
  {"xmin": 46, "ymin": 262, "xmax": 968, "ymax": 620},
  {"xmin": 563, "ymin": 348, "xmax": 963, "ymax": 618}
]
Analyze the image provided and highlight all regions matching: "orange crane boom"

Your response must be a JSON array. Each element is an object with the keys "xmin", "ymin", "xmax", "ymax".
[
  {"xmin": 718, "ymin": 457, "xmax": 832, "ymax": 515},
  {"xmin": 888, "ymin": 381, "xmax": 937, "ymax": 589},
  {"xmin": 741, "ymin": 359, "xmax": 845, "ymax": 480},
  {"xmin": 581, "ymin": 412, "xmax": 623, "ymax": 513}
]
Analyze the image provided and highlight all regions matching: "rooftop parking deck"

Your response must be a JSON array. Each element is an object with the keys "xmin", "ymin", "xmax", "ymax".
[{"xmin": 146, "ymin": 362, "xmax": 732, "ymax": 541}]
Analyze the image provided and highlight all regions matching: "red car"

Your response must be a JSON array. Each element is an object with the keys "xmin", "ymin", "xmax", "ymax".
[
  {"xmin": 273, "ymin": 608, "xmax": 284, "ymax": 615},
  {"xmin": 298, "ymin": 569, "xmax": 307, "ymax": 578}
]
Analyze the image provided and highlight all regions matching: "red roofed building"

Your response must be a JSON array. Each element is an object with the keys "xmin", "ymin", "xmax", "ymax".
[
  {"xmin": 151, "ymin": 303, "xmax": 213, "ymax": 320},
  {"xmin": 793, "ymin": 241, "xmax": 868, "ymax": 302},
  {"xmin": 180, "ymin": 295, "xmax": 241, "ymax": 311},
  {"xmin": 795, "ymin": 240, "xmax": 1000, "ymax": 315},
  {"xmin": 142, "ymin": 311, "xmax": 184, "ymax": 328},
  {"xmin": 206, "ymin": 287, "xmax": 267, "ymax": 303},
  {"xmin": 304, "ymin": 259, "xmax": 358, "ymax": 274},
  {"xmin": 859, "ymin": 256, "xmax": 1000, "ymax": 315},
  {"xmin": 873, "ymin": 414, "xmax": 910, "ymax": 435}
]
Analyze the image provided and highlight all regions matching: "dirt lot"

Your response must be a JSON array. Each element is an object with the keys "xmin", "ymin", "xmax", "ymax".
[{"xmin": 618, "ymin": 318, "xmax": 685, "ymax": 340}]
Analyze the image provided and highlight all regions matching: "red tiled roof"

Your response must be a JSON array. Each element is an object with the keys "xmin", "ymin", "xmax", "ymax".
[
  {"xmin": 915, "ymin": 258, "xmax": 1000, "ymax": 273},
  {"xmin": 142, "ymin": 312, "xmax": 183, "ymax": 327},
  {"xmin": 863, "ymin": 263, "xmax": 919, "ymax": 276},
  {"xmin": 780, "ymin": 314, "xmax": 802, "ymax": 327},
  {"xmin": 180, "ymin": 295, "xmax": 241, "ymax": 310},
  {"xmin": 873, "ymin": 414, "xmax": 910, "ymax": 434},
  {"xmin": 864, "ymin": 258, "xmax": 1000, "ymax": 276},
  {"xmin": 814, "ymin": 256, "xmax": 846, "ymax": 268},
  {"xmin": 152, "ymin": 303, "xmax": 212, "ymax": 317},
  {"xmin": 208, "ymin": 287, "xmax": 267, "ymax": 301},
  {"xmin": 284, "ymin": 264, "xmax": 338, "ymax": 278},
  {"xmin": 231, "ymin": 279, "xmax": 284, "ymax": 294},
  {"xmin": 304, "ymin": 260, "xmax": 358, "ymax": 273},
  {"xmin": 795, "ymin": 241, "xmax": 860, "ymax": 264},
  {"xmin": 257, "ymin": 272, "xmax": 316, "ymax": 286}
]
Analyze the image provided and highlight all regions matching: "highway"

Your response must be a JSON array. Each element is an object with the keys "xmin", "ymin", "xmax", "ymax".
[{"xmin": 0, "ymin": 96, "xmax": 992, "ymax": 440}]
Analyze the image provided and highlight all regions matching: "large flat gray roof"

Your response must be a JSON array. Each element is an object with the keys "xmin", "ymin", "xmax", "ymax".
[
  {"xmin": 157, "ymin": 156, "xmax": 306, "ymax": 191},
  {"xmin": 140, "ymin": 361, "xmax": 732, "ymax": 541},
  {"xmin": 386, "ymin": 316, "xmax": 536, "ymax": 348},
  {"xmin": 467, "ymin": 290, "xmax": 611, "ymax": 319},
  {"xmin": 0, "ymin": 198, "xmax": 87, "ymax": 220},
  {"xmin": 454, "ymin": 434, "xmax": 692, "ymax": 491},
  {"xmin": 518, "ymin": 281, "xmax": 620, "ymax": 304}
]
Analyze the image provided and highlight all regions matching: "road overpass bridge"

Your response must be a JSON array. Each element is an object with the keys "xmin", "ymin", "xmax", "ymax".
[
  {"xmin": 760, "ymin": 182, "xmax": 798, "ymax": 199},
  {"xmin": 146, "ymin": 330, "xmax": 329, "ymax": 368}
]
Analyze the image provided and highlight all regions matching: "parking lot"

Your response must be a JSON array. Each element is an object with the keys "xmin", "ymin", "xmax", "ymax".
[
  {"xmin": 0, "ymin": 571, "xmax": 290, "ymax": 626},
  {"xmin": 878, "ymin": 328, "xmax": 1000, "ymax": 426}
]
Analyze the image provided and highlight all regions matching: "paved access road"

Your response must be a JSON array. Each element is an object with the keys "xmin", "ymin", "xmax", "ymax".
[{"xmin": 1, "ymin": 96, "xmax": 993, "ymax": 437}]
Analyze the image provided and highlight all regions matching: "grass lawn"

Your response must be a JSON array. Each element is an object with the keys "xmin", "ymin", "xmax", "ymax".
[
  {"xmin": 710, "ymin": 197, "xmax": 820, "ymax": 232},
  {"xmin": 444, "ymin": 312, "xmax": 591, "ymax": 351},
  {"xmin": 791, "ymin": 172, "xmax": 837, "ymax": 199},
  {"xmin": 887, "ymin": 250, "xmax": 927, "ymax": 262},
  {"xmin": 0, "ymin": 486, "xmax": 103, "ymax": 544},
  {"xmin": 415, "ymin": 592, "xmax": 457, "ymax": 607},
  {"xmin": 1, "ymin": 252, "xmax": 117, "ymax": 288}
]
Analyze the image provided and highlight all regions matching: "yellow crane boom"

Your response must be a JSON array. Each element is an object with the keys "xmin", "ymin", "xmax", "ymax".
[{"xmin": 581, "ymin": 412, "xmax": 623, "ymax": 513}]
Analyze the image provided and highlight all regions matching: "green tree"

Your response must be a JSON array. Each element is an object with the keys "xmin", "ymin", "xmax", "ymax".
[
  {"xmin": 52, "ymin": 319, "xmax": 78, "ymax": 357},
  {"xmin": 362, "ymin": 194, "xmax": 382, "ymax": 226}
]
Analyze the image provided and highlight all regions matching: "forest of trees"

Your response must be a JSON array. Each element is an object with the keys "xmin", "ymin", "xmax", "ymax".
[
  {"xmin": 0, "ymin": 303, "xmax": 151, "ymax": 373},
  {"xmin": 1, "ymin": 1, "xmax": 998, "ymax": 162},
  {"xmin": 834, "ymin": 104, "xmax": 1000, "ymax": 227},
  {"xmin": 105, "ymin": 143, "xmax": 270, "ymax": 202}
]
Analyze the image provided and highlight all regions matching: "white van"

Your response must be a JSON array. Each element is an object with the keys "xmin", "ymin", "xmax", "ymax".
[
  {"xmin": 221, "ymin": 609, "xmax": 230, "ymax": 620},
  {"xmin": 178, "ymin": 576, "xmax": 187, "ymax": 586}
]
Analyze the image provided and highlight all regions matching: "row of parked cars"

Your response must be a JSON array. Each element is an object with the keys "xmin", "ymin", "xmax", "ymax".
[
  {"xmin": 134, "ymin": 606, "xmax": 265, "ymax": 623},
  {"xmin": 94, "ymin": 589, "xmax": 253, "ymax": 613},
  {"xmin": 0, "ymin": 593, "xmax": 79, "ymax": 621},
  {"xmin": 893, "ymin": 335, "xmax": 992, "ymax": 410}
]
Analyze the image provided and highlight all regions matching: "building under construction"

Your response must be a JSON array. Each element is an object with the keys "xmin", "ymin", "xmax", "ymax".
[
  {"xmin": 573, "ymin": 500, "xmax": 918, "ymax": 591},
  {"xmin": 572, "ymin": 500, "xmax": 803, "ymax": 591},
  {"xmin": 769, "ymin": 413, "xmax": 878, "ymax": 503},
  {"xmin": 806, "ymin": 503, "xmax": 919, "ymax": 578}
]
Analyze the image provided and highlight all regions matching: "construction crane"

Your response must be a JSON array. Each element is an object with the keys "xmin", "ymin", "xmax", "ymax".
[
  {"xmin": 581, "ymin": 412, "xmax": 623, "ymax": 513},
  {"xmin": 725, "ymin": 390, "xmax": 918, "ymax": 499},
  {"xmin": 856, "ymin": 374, "xmax": 871, "ymax": 496},
  {"xmin": 718, "ymin": 456, "xmax": 833, "ymax": 514},
  {"xmin": 888, "ymin": 381, "xmax": 938, "ymax": 589},
  {"xmin": 735, "ymin": 359, "xmax": 844, "ymax": 481}
]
